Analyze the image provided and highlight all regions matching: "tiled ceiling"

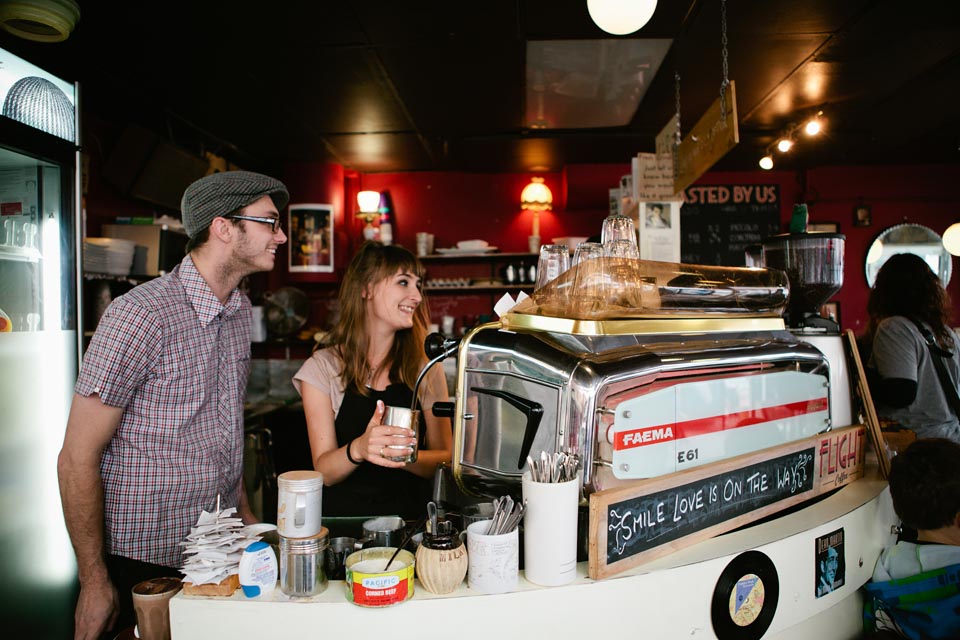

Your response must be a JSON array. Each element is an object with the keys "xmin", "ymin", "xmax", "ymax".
[{"xmin": 3, "ymin": 0, "xmax": 959, "ymax": 174}]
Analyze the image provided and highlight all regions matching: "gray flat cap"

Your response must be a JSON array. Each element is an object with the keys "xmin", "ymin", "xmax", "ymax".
[{"xmin": 181, "ymin": 170, "xmax": 290, "ymax": 238}]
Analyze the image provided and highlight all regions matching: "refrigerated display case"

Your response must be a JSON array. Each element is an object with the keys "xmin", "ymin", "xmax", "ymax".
[{"xmin": 0, "ymin": 47, "xmax": 80, "ymax": 637}]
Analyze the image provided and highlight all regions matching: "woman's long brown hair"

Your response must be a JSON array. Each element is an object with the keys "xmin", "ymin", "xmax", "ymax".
[
  {"xmin": 866, "ymin": 252, "xmax": 954, "ymax": 350},
  {"xmin": 328, "ymin": 241, "xmax": 430, "ymax": 396}
]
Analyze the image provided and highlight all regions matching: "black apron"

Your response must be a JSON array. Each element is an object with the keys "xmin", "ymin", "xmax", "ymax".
[{"xmin": 324, "ymin": 383, "xmax": 430, "ymax": 520}]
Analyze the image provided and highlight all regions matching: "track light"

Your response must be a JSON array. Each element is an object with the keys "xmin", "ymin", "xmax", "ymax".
[{"xmin": 757, "ymin": 108, "xmax": 825, "ymax": 168}]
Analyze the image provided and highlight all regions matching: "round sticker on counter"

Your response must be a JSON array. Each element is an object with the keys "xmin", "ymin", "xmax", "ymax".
[{"xmin": 711, "ymin": 551, "xmax": 779, "ymax": 640}]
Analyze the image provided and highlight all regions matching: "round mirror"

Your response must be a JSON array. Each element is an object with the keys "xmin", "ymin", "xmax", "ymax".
[{"xmin": 864, "ymin": 223, "xmax": 952, "ymax": 287}]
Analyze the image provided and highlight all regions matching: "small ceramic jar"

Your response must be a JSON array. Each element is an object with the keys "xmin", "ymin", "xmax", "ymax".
[{"xmin": 415, "ymin": 521, "xmax": 468, "ymax": 595}]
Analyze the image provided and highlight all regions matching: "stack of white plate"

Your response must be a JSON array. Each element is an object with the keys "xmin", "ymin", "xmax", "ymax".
[{"xmin": 83, "ymin": 237, "xmax": 137, "ymax": 275}]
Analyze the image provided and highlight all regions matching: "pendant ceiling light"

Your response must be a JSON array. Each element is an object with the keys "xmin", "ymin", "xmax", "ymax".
[
  {"xmin": 587, "ymin": 0, "xmax": 657, "ymax": 36},
  {"xmin": 943, "ymin": 222, "xmax": 960, "ymax": 256},
  {"xmin": 0, "ymin": 0, "xmax": 80, "ymax": 42}
]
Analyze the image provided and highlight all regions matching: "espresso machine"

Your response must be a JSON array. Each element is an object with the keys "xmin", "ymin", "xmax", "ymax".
[{"xmin": 441, "ymin": 259, "xmax": 843, "ymax": 498}]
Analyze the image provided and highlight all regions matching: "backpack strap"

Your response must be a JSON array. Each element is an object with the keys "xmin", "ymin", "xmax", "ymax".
[{"xmin": 909, "ymin": 318, "xmax": 960, "ymax": 417}]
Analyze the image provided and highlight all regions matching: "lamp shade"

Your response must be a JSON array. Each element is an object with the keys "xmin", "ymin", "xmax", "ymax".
[
  {"xmin": 0, "ymin": 0, "xmax": 80, "ymax": 43},
  {"xmin": 587, "ymin": 0, "xmax": 657, "ymax": 36},
  {"xmin": 520, "ymin": 177, "xmax": 553, "ymax": 211},
  {"xmin": 943, "ymin": 222, "xmax": 960, "ymax": 256},
  {"xmin": 357, "ymin": 190, "xmax": 381, "ymax": 213}
]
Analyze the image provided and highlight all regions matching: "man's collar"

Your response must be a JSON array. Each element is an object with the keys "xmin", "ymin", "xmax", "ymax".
[{"xmin": 177, "ymin": 255, "xmax": 244, "ymax": 325}]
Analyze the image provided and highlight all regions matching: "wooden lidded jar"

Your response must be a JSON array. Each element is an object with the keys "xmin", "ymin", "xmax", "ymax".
[{"xmin": 415, "ymin": 521, "xmax": 468, "ymax": 594}]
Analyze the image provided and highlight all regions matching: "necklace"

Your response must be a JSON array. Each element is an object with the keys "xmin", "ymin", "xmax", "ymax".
[{"xmin": 366, "ymin": 359, "xmax": 386, "ymax": 386}]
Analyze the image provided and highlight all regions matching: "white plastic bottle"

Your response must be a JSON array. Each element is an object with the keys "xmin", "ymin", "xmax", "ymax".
[{"xmin": 239, "ymin": 541, "xmax": 278, "ymax": 597}]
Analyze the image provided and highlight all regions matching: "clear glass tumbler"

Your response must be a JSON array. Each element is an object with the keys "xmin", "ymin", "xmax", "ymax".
[
  {"xmin": 601, "ymin": 214, "xmax": 637, "ymax": 245},
  {"xmin": 535, "ymin": 244, "xmax": 570, "ymax": 291}
]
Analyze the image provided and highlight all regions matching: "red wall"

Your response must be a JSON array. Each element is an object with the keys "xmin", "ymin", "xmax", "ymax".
[
  {"xmin": 262, "ymin": 162, "xmax": 960, "ymax": 335},
  {"xmin": 804, "ymin": 165, "xmax": 960, "ymax": 332}
]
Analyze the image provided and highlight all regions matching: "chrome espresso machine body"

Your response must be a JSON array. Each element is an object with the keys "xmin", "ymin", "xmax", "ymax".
[{"xmin": 448, "ymin": 259, "xmax": 847, "ymax": 499}]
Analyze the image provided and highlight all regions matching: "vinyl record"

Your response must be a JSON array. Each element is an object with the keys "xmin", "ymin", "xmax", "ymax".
[{"xmin": 711, "ymin": 550, "xmax": 779, "ymax": 640}]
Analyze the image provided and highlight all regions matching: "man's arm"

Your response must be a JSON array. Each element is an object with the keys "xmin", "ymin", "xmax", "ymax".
[{"xmin": 58, "ymin": 393, "xmax": 124, "ymax": 640}]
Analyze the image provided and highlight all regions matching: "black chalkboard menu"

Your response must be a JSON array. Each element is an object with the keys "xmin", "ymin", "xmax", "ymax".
[
  {"xmin": 680, "ymin": 184, "xmax": 781, "ymax": 266},
  {"xmin": 603, "ymin": 447, "xmax": 815, "ymax": 566}
]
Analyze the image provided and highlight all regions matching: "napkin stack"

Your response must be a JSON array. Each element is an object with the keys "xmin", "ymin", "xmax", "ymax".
[{"xmin": 180, "ymin": 506, "xmax": 275, "ymax": 596}]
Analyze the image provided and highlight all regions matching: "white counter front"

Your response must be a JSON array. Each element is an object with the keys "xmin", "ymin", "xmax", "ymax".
[{"xmin": 171, "ymin": 471, "xmax": 895, "ymax": 640}]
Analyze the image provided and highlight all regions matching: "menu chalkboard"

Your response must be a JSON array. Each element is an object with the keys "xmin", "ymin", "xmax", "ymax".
[
  {"xmin": 588, "ymin": 425, "xmax": 866, "ymax": 580},
  {"xmin": 680, "ymin": 184, "xmax": 781, "ymax": 266},
  {"xmin": 604, "ymin": 448, "xmax": 815, "ymax": 565}
]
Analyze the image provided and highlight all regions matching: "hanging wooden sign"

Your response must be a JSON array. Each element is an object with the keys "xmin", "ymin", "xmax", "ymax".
[
  {"xmin": 674, "ymin": 80, "xmax": 739, "ymax": 193},
  {"xmin": 588, "ymin": 424, "xmax": 866, "ymax": 580}
]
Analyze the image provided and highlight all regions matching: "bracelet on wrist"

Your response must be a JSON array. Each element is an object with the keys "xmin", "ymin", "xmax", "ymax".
[{"xmin": 345, "ymin": 438, "xmax": 361, "ymax": 465}]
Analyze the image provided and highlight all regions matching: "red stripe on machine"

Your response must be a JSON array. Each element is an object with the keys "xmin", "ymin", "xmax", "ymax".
[{"xmin": 614, "ymin": 397, "xmax": 829, "ymax": 451}]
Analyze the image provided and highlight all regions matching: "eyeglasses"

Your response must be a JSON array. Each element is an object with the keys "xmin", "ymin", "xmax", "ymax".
[{"xmin": 226, "ymin": 215, "xmax": 282, "ymax": 233}]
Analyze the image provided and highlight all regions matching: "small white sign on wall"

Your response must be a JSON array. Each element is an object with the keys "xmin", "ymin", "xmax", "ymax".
[{"xmin": 638, "ymin": 200, "xmax": 681, "ymax": 263}]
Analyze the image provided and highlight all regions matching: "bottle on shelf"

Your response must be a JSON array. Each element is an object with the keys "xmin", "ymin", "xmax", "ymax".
[{"xmin": 379, "ymin": 191, "xmax": 394, "ymax": 245}]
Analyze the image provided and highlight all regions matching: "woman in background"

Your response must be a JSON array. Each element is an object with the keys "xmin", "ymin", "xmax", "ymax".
[
  {"xmin": 865, "ymin": 253, "xmax": 960, "ymax": 443},
  {"xmin": 293, "ymin": 241, "xmax": 451, "ymax": 519}
]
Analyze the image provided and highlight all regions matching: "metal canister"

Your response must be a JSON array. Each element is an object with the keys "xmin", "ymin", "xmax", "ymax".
[
  {"xmin": 280, "ymin": 527, "xmax": 329, "ymax": 597},
  {"xmin": 344, "ymin": 547, "xmax": 415, "ymax": 607}
]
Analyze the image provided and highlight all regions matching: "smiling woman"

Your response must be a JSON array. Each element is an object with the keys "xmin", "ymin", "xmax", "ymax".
[{"xmin": 291, "ymin": 241, "xmax": 452, "ymax": 520}]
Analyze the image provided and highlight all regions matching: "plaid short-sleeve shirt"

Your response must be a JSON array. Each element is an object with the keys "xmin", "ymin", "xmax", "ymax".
[{"xmin": 76, "ymin": 255, "xmax": 252, "ymax": 568}]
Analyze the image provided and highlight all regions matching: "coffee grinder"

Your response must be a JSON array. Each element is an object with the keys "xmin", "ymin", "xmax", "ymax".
[{"xmin": 761, "ymin": 231, "xmax": 851, "ymax": 425}]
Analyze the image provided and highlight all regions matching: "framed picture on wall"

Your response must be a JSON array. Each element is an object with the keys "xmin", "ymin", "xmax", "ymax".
[
  {"xmin": 853, "ymin": 204, "xmax": 872, "ymax": 227},
  {"xmin": 820, "ymin": 301, "xmax": 840, "ymax": 327},
  {"xmin": 288, "ymin": 203, "xmax": 334, "ymax": 273}
]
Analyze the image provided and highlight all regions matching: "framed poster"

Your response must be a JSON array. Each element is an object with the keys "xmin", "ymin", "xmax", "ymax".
[{"xmin": 288, "ymin": 203, "xmax": 334, "ymax": 273}]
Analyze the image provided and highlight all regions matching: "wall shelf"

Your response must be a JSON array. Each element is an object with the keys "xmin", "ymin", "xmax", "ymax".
[
  {"xmin": 420, "ymin": 252, "xmax": 536, "ymax": 263},
  {"xmin": 425, "ymin": 284, "xmax": 531, "ymax": 294}
]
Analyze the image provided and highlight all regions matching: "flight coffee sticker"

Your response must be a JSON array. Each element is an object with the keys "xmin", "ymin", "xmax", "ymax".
[{"xmin": 815, "ymin": 528, "xmax": 845, "ymax": 597}]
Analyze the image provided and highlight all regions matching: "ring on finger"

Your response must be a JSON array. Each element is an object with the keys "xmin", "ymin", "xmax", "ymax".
[{"xmin": 379, "ymin": 446, "xmax": 385, "ymax": 457}]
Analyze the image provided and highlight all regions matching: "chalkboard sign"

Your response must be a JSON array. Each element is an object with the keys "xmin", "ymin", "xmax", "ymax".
[
  {"xmin": 680, "ymin": 184, "xmax": 780, "ymax": 266},
  {"xmin": 588, "ymin": 425, "xmax": 866, "ymax": 580},
  {"xmin": 605, "ymin": 448, "xmax": 814, "ymax": 564}
]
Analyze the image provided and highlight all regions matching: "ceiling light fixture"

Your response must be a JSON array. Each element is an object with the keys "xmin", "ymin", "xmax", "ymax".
[
  {"xmin": 587, "ymin": 0, "xmax": 657, "ymax": 36},
  {"xmin": 943, "ymin": 222, "xmax": 960, "ymax": 256},
  {"xmin": 804, "ymin": 118, "xmax": 821, "ymax": 136},
  {"xmin": 758, "ymin": 155, "xmax": 773, "ymax": 170},
  {"xmin": 0, "ymin": 0, "xmax": 80, "ymax": 42},
  {"xmin": 776, "ymin": 138, "xmax": 793, "ymax": 153}
]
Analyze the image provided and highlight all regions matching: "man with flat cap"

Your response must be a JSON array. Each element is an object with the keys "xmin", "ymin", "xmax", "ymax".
[{"xmin": 58, "ymin": 170, "xmax": 289, "ymax": 639}]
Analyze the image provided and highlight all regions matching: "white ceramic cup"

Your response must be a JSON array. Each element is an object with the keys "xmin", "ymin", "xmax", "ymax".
[
  {"xmin": 276, "ymin": 470, "xmax": 323, "ymax": 538},
  {"xmin": 441, "ymin": 315, "xmax": 455, "ymax": 336},
  {"xmin": 521, "ymin": 471, "xmax": 579, "ymax": 587},
  {"xmin": 466, "ymin": 519, "xmax": 519, "ymax": 594}
]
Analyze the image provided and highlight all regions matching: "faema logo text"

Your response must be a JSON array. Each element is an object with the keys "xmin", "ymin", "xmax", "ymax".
[{"xmin": 616, "ymin": 425, "xmax": 676, "ymax": 450}]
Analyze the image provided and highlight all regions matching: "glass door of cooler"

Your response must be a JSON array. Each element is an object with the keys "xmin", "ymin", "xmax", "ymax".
[{"xmin": 0, "ymin": 144, "xmax": 79, "ymax": 636}]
